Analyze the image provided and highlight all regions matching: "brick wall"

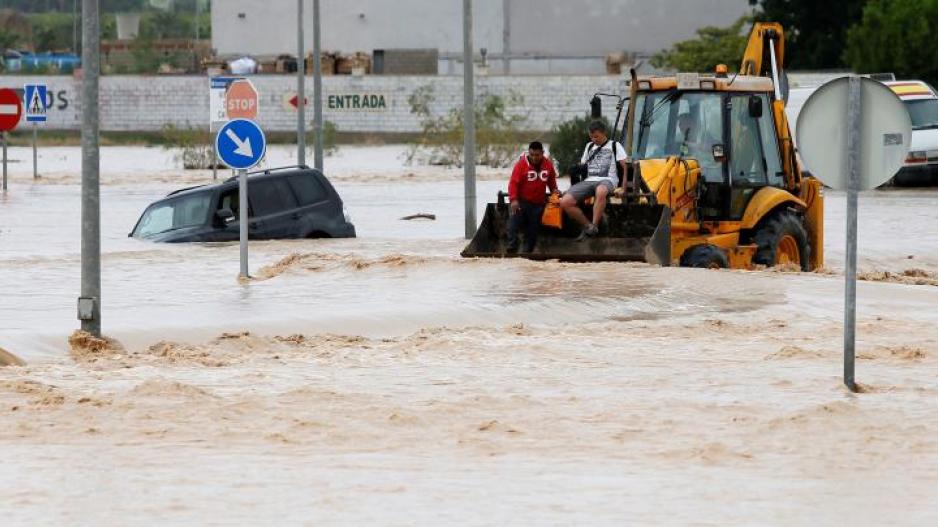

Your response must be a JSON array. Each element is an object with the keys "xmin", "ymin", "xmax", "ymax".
[{"xmin": 0, "ymin": 74, "xmax": 626, "ymax": 134}]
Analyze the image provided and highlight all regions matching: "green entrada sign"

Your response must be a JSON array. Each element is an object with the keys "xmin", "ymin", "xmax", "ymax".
[{"xmin": 327, "ymin": 93, "xmax": 389, "ymax": 111}]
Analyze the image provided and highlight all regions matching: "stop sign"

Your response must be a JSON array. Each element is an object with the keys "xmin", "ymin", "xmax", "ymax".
[
  {"xmin": 0, "ymin": 88, "xmax": 23, "ymax": 131},
  {"xmin": 226, "ymin": 79, "xmax": 258, "ymax": 120}
]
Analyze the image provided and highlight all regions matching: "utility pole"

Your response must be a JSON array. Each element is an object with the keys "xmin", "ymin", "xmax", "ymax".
[
  {"xmin": 312, "ymin": 0, "xmax": 324, "ymax": 171},
  {"xmin": 502, "ymin": 0, "xmax": 511, "ymax": 74},
  {"xmin": 78, "ymin": 0, "xmax": 101, "ymax": 337},
  {"xmin": 463, "ymin": 0, "xmax": 477, "ymax": 238},
  {"xmin": 297, "ymin": 0, "xmax": 306, "ymax": 165},
  {"xmin": 73, "ymin": 0, "xmax": 79, "ymax": 56}
]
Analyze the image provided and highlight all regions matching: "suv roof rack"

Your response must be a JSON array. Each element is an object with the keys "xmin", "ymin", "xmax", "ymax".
[
  {"xmin": 166, "ymin": 184, "xmax": 208, "ymax": 196},
  {"xmin": 248, "ymin": 164, "xmax": 312, "ymax": 175},
  {"xmin": 225, "ymin": 165, "xmax": 314, "ymax": 182}
]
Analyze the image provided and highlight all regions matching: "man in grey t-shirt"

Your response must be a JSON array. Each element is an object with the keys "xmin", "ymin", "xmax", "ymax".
[{"xmin": 560, "ymin": 120, "xmax": 626, "ymax": 240}]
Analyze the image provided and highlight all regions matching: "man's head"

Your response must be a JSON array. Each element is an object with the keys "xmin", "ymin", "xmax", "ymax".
[
  {"xmin": 527, "ymin": 141, "xmax": 545, "ymax": 165},
  {"xmin": 588, "ymin": 120, "xmax": 608, "ymax": 145}
]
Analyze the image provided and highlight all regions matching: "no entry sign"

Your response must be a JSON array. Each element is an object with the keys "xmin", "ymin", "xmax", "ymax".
[
  {"xmin": 226, "ymin": 79, "xmax": 259, "ymax": 120},
  {"xmin": 0, "ymin": 88, "xmax": 23, "ymax": 131}
]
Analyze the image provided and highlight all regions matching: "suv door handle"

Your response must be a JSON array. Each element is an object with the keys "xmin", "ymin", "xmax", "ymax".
[
  {"xmin": 249, "ymin": 221, "xmax": 261, "ymax": 229},
  {"xmin": 291, "ymin": 212, "xmax": 302, "ymax": 220}
]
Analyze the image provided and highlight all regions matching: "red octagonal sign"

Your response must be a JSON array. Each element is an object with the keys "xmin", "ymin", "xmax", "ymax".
[{"xmin": 0, "ymin": 88, "xmax": 23, "ymax": 132}]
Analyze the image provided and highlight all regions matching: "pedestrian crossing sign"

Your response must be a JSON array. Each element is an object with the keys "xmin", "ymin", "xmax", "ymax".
[{"xmin": 24, "ymin": 84, "xmax": 48, "ymax": 123}]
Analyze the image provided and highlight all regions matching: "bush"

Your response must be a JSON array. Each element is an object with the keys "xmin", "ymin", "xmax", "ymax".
[
  {"xmin": 305, "ymin": 120, "xmax": 338, "ymax": 157},
  {"xmin": 549, "ymin": 114, "xmax": 612, "ymax": 176},
  {"xmin": 406, "ymin": 85, "xmax": 527, "ymax": 168},
  {"xmin": 160, "ymin": 124, "xmax": 215, "ymax": 170},
  {"xmin": 845, "ymin": 0, "xmax": 938, "ymax": 88}
]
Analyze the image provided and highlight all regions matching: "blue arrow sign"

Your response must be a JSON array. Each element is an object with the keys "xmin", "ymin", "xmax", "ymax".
[
  {"xmin": 24, "ymin": 84, "xmax": 48, "ymax": 123},
  {"xmin": 216, "ymin": 118, "xmax": 266, "ymax": 169}
]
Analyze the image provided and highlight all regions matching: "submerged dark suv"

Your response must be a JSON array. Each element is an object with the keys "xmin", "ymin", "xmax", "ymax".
[{"xmin": 131, "ymin": 166, "xmax": 356, "ymax": 242}]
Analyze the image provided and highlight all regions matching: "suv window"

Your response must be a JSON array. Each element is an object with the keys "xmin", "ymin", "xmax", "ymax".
[
  {"xmin": 218, "ymin": 187, "xmax": 240, "ymax": 216},
  {"xmin": 288, "ymin": 174, "xmax": 329, "ymax": 206},
  {"xmin": 134, "ymin": 192, "xmax": 211, "ymax": 237},
  {"xmin": 249, "ymin": 178, "xmax": 298, "ymax": 217}
]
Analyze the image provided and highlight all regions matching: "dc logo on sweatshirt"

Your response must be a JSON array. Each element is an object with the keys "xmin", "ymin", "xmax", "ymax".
[{"xmin": 526, "ymin": 170, "xmax": 549, "ymax": 182}]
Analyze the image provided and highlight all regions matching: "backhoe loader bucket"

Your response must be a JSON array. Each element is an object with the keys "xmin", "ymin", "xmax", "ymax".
[{"xmin": 461, "ymin": 193, "xmax": 671, "ymax": 265}]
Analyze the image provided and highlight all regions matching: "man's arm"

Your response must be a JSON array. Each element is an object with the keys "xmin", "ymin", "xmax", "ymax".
[
  {"xmin": 508, "ymin": 160, "xmax": 523, "ymax": 213},
  {"xmin": 607, "ymin": 143, "xmax": 621, "ymax": 182},
  {"xmin": 580, "ymin": 143, "xmax": 591, "ymax": 164}
]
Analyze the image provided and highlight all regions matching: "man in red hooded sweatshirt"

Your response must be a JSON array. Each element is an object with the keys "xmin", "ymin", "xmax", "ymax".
[{"xmin": 507, "ymin": 141, "xmax": 558, "ymax": 253}]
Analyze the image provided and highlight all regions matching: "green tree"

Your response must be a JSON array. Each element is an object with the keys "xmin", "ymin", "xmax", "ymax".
[
  {"xmin": 0, "ymin": 30, "xmax": 22, "ymax": 51},
  {"xmin": 650, "ymin": 16, "xmax": 750, "ymax": 72},
  {"xmin": 846, "ymin": 0, "xmax": 938, "ymax": 86},
  {"xmin": 756, "ymin": 0, "xmax": 865, "ymax": 69}
]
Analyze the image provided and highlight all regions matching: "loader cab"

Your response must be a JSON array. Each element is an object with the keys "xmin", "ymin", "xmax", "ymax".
[{"xmin": 630, "ymin": 88, "xmax": 785, "ymax": 221}]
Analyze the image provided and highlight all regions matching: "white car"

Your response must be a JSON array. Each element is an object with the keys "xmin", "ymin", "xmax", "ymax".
[{"xmin": 884, "ymin": 80, "xmax": 938, "ymax": 186}]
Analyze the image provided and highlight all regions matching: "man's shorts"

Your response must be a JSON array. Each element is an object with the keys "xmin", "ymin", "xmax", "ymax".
[{"xmin": 567, "ymin": 179, "xmax": 615, "ymax": 202}]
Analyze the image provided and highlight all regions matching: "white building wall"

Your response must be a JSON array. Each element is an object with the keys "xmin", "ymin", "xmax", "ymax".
[
  {"xmin": 212, "ymin": 0, "xmax": 505, "ymax": 58},
  {"xmin": 212, "ymin": 0, "xmax": 753, "ymax": 74}
]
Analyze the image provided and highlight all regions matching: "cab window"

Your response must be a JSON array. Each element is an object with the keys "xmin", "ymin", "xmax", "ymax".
[
  {"xmin": 756, "ymin": 95, "xmax": 784, "ymax": 187},
  {"xmin": 729, "ymin": 95, "xmax": 767, "ymax": 186},
  {"xmin": 632, "ymin": 91, "xmax": 724, "ymax": 182}
]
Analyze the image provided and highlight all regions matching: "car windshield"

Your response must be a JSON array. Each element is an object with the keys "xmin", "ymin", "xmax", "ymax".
[
  {"xmin": 632, "ymin": 91, "xmax": 723, "ymax": 160},
  {"xmin": 134, "ymin": 192, "xmax": 212, "ymax": 237},
  {"xmin": 632, "ymin": 91, "xmax": 725, "ymax": 181},
  {"xmin": 904, "ymin": 99, "xmax": 938, "ymax": 130}
]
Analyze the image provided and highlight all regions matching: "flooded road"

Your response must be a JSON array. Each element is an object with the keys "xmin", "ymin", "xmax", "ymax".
[{"xmin": 0, "ymin": 146, "xmax": 936, "ymax": 525}]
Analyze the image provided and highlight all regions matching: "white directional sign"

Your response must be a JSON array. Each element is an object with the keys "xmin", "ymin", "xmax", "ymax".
[
  {"xmin": 24, "ymin": 84, "xmax": 49, "ymax": 123},
  {"xmin": 209, "ymin": 76, "xmax": 243, "ymax": 131}
]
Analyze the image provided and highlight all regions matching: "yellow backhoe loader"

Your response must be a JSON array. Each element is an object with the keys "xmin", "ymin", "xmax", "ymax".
[{"xmin": 462, "ymin": 22, "xmax": 824, "ymax": 270}]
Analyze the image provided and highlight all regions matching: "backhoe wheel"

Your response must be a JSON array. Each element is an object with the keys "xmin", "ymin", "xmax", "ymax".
[
  {"xmin": 680, "ymin": 244, "xmax": 729, "ymax": 269},
  {"xmin": 752, "ymin": 211, "xmax": 810, "ymax": 271}
]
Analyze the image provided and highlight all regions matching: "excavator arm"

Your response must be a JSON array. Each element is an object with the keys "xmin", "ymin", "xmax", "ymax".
[
  {"xmin": 740, "ymin": 22, "xmax": 785, "ymax": 86},
  {"xmin": 740, "ymin": 22, "xmax": 800, "ymax": 189}
]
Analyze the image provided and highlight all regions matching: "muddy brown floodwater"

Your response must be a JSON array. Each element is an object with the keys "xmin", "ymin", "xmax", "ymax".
[{"xmin": 0, "ymin": 146, "xmax": 936, "ymax": 525}]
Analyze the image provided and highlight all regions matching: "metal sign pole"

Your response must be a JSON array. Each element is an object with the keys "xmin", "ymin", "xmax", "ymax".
[
  {"xmin": 844, "ymin": 75, "xmax": 861, "ymax": 393},
  {"xmin": 296, "ymin": 0, "xmax": 306, "ymax": 166},
  {"xmin": 212, "ymin": 141, "xmax": 217, "ymax": 180},
  {"xmin": 463, "ymin": 0, "xmax": 477, "ymax": 239},
  {"xmin": 79, "ymin": 0, "xmax": 101, "ymax": 336},
  {"xmin": 238, "ymin": 169, "xmax": 249, "ymax": 278},
  {"xmin": 2, "ymin": 132, "xmax": 6, "ymax": 192},
  {"xmin": 312, "ymin": 0, "xmax": 323, "ymax": 171},
  {"xmin": 32, "ymin": 122, "xmax": 38, "ymax": 179}
]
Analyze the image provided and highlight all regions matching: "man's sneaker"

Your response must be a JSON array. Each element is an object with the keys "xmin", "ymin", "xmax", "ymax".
[{"xmin": 575, "ymin": 224, "xmax": 598, "ymax": 241}]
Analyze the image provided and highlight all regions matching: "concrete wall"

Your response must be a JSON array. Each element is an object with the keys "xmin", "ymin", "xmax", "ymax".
[
  {"xmin": 0, "ymin": 74, "xmax": 626, "ymax": 134},
  {"xmin": 0, "ymin": 72, "xmax": 836, "ymax": 136},
  {"xmin": 212, "ymin": 0, "xmax": 752, "ymax": 75}
]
